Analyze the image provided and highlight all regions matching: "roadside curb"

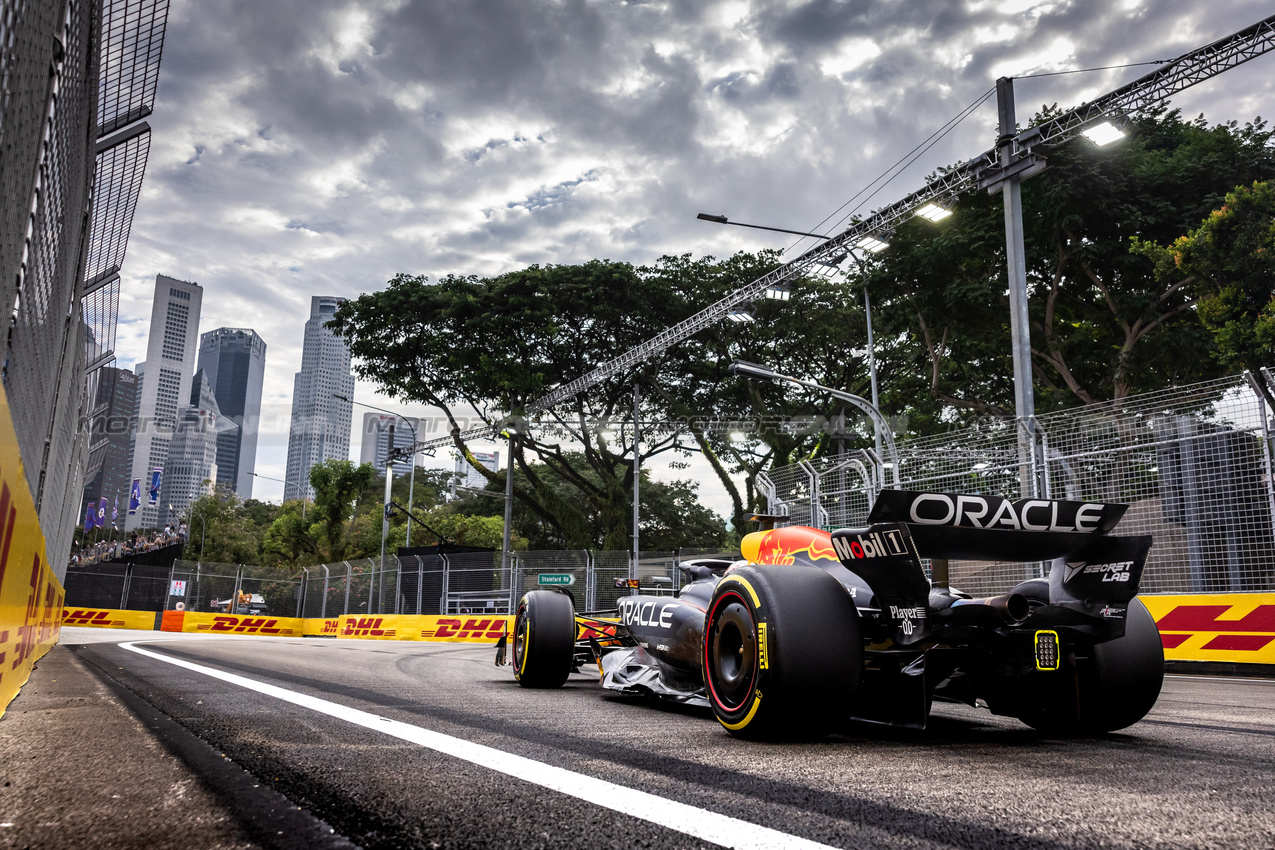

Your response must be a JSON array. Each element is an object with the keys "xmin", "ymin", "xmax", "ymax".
[{"xmin": 74, "ymin": 646, "xmax": 359, "ymax": 850}]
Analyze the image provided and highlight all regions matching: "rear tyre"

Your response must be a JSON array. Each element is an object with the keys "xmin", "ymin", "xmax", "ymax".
[
  {"xmin": 1019, "ymin": 597, "xmax": 1164, "ymax": 734},
  {"xmin": 513, "ymin": 590, "xmax": 576, "ymax": 688},
  {"xmin": 703, "ymin": 565, "xmax": 861, "ymax": 740}
]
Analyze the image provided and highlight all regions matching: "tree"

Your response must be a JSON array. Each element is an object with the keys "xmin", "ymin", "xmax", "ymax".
[
  {"xmin": 331, "ymin": 253, "xmax": 886, "ymax": 539},
  {"xmin": 861, "ymin": 108, "xmax": 1275, "ymax": 420},
  {"xmin": 1133, "ymin": 180, "xmax": 1275, "ymax": 398},
  {"xmin": 182, "ymin": 486, "xmax": 274, "ymax": 565}
]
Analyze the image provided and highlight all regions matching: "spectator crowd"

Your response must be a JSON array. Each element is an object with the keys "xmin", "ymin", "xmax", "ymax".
[{"xmin": 67, "ymin": 523, "xmax": 186, "ymax": 567}]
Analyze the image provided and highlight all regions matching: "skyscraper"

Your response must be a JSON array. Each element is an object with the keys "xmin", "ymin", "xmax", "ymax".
[
  {"xmin": 284, "ymin": 297, "xmax": 354, "ymax": 501},
  {"xmin": 358, "ymin": 412, "xmax": 421, "ymax": 476},
  {"xmin": 196, "ymin": 328, "xmax": 267, "ymax": 498},
  {"xmin": 127, "ymin": 275, "xmax": 202, "ymax": 530},
  {"xmin": 159, "ymin": 369, "xmax": 234, "ymax": 523},
  {"xmin": 81, "ymin": 367, "xmax": 138, "ymax": 525}
]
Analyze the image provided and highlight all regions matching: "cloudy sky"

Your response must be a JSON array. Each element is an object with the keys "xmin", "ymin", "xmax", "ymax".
[{"xmin": 114, "ymin": 0, "xmax": 1275, "ymax": 510}]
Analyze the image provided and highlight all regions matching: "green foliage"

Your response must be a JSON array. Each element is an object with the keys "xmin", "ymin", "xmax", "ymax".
[
  {"xmin": 864, "ymin": 108, "xmax": 1275, "ymax": 417},
  {"xmin": 1147, "ymin": 181, "xmax": 1275, "ymax": 384},
  {"xmin": 307, "ymin": 459, "xmax": 379, "ymax": 561},
  {"xmin": 182, "ymin": 487, "xmax": 277, "ymax": 564}
]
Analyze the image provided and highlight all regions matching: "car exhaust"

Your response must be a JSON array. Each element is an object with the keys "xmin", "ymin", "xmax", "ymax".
[{"xmin": 941, "ymin": 593, "xmax": 1031, "ymax": 625}]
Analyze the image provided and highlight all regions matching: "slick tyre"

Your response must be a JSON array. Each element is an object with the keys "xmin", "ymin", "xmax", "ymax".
[
  {"xmin": 1019, "ymin": 598, "xmax": 1164, "ymax": 734},
  {"xmin": 513, "ymin": 590, "xmax": 576, "ymax": 689},
  {"xmin": 703, "ymin": 565, "xmax": 861, "ymax": 740}
]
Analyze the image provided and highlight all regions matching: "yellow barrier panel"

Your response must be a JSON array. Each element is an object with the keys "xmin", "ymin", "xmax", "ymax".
[
  {"xmin": 178, "ymin": 611, "xmax": 306, "ymax": 636},
  {"xmin": 303, "ymin": 617, "xmax": 340, "ymax": 637},
  {"xmin": 62, "ymin": 607, "xmax": 154, "ymax": 630},
  {"xmin": 1143, "ymin": 593, "xmax": 1275, "ymax": 664},
  {"xmin": 0, "ymin": 384, "xmax": 63, "ymax": 718},
  {"xmin": 337, "ymin": 614, "xmax": 512, "ymax": 642}
]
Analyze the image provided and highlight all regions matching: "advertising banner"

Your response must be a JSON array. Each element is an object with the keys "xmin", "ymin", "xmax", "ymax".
[
  {"xmin": 148, "ymin": 468, "xmax": 161, "ymax": 505},
  {"xmin": 84, "ymin": 501, "xmax": 96, "ymax": 531},
  {"xmin": 337, "ymin": 614, "xmax": 512, "ymax": 642},
  {"xmin": 0, "ymin": 386, "xmax": 63, "ymax": 719},
  {"xmin": 303, "ymin": 617, "xmax": 340, "ymax": 637},
  {"xmin": 1143, "ymin": 593, "xmax": 1275, "ymax": 665},
  {"xmin": 129, "ymin": 478, "xmax": 141, "ymax": 514},
  {"xmin": 176, "ymin": 611, "xmax": 306, "ymax": 636},
  {"xmin": 62, "ymin": 608, "xmax": 156, "ymax": 630}
]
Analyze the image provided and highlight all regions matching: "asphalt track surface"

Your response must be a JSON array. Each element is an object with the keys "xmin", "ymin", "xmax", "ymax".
[{"xmin": 71, "ymin": 631, "xmax": 1274, "ymax": 850}]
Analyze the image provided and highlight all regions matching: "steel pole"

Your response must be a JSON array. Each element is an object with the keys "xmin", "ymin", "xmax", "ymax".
[
  {"xmin": 632, "ymin": 383, "xmax": 640, "ymax": 568},
  {"xmin": 405, "ymin": 433, "xmax": 416, "ymax": 547},
  {"xmin": 864, "ymin": 284, "xmax": 882, "ymax": 472},
  {"xmin": 378, "ymin": 453, "xmax": 393, "ymax": 615},
  {"xmin": 500, "ymin": 431, "xmax": 516, "ymax": 590},
  {"xmin": 998, "ymin": 76, "xmax": 1037, "ymax": 498}
]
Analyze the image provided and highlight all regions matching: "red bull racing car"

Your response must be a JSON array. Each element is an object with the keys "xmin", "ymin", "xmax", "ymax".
[{"xmin": 498, "ymin": 490, "xmax": 1164, "ymax": 738}]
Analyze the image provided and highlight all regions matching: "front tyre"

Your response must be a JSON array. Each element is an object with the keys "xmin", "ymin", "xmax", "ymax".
[
  {"xmin": 513, "ymin": 590, "xmax": 576, "ymax": 688},
  {"xmin": 703, "ymin": 565, "xmax": 861, "ymax": 740}
]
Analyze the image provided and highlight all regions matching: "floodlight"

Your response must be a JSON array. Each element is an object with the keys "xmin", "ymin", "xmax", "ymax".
[
  {"xmin": 916, "ymin": 203, "xmax": 952, "ymax": 222},
  {"xmin": 1081, "ymin": 121, "xmax": 1125, "ymax": 147},
  {"xmin": 857, "ymin": 236, "xmax": 889, "ymax": 253},
  {"xmin": 728, "ymin": 360, "xmax": 777, "ymax": 380},
  {"xmin": 726, "ymin": 305, "xmax": 756, "ymax": 323},
  {"xmin": 765, "ymin": 282, "xmax": 791, "ymax": 301}
]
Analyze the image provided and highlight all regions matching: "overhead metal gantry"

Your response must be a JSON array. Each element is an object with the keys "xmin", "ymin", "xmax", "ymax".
[{"xmin": 415, "ymin": 12, "xmax": 1275, "ymax": 455}]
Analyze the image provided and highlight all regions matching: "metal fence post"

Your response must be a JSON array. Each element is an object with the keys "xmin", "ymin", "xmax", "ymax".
[
  {"xmin": 321, "ymin": 565, "xmax": 330, "ymax": 619},
  {"xmin": 441, "ymin": 553, "xmax": 450, "ymax": 615},
  {"xmin": 165, "ymin": 561, "xmax": 176, "ymax": 611},
  {"xmin": 1253, "ymin": 370, "xmax": 1275, "ymax": 563},
  {"xmin": 343, "ymin": 561, "xmax": 352, "ymax": 615},
  {"xmin": 119, "ymin": 564, "xmax": 132, "ymax": 610},
  {"xmin": 415, "ymin": 555, "xmax": 423, "ymax": 616},
  {"xmin": 231, "ymin": 567, "xmax": 243, "ymax": 615},
  {"xmin": 297, "ymin": 567, "xmax": 308, "ymax": 618}
]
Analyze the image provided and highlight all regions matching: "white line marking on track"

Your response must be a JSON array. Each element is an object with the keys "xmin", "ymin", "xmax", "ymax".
[
  {"xmin": 1166, "ymin": 674, "xmax": 1274, "ymax": 684},
  {"xmin": 120, "ymin": 641, "xmax": 836, "ymax": 850}
]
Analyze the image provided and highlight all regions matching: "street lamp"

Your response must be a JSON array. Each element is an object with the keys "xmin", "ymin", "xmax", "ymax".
[
  {"xmin": 729, "ymin": 360, "xmax": 900, "ymax": 490},
  {"xmin": 698, "ymin": 212, "xmax": 887, "ymax": 462},
  {"xmin": 248, "ymin": 471, "xmax": 306, "ymax": 518},
  {"xmin": 336, "ymin": 394, "xmax": 418, "ymax": 548}
]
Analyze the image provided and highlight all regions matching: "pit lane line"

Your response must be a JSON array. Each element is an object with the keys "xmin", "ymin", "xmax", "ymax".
[{"xmin": 119, "ymin": 640, "xmax": 833, "ymax": 850}]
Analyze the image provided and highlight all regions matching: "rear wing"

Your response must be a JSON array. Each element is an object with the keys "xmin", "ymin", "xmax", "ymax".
[{"xmin": 832, "ymin": 490, "xmax": 1152, "ymax": 645}]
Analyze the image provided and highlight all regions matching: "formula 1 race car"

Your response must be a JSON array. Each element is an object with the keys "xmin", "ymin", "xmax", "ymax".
[{"xmin": 497, "ymin": 490, "xmax": 1164, "ymax": 738}]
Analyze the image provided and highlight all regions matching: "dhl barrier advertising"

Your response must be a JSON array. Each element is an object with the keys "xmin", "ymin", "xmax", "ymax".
[
  {"xmin": 62, "ymin": 607, "xmax": 155, "ymax": 630},
  {"xmin": 166, "ymin": 611, "xmax": 306, "ymax": 636},
  {"xmin": 304, "ymin": 617, "xmax": 340, "ymax": 637},
  {"xmin": 338, "ymin": 614, "xmax": 512, "ymax": 642},
  {"xmin": 0, "ymin": 385, "xmax": 63, "ymax": 718},
  {"xmin": 1143, "ymin": 593, "xmax": 1275, "ymax": 665}
]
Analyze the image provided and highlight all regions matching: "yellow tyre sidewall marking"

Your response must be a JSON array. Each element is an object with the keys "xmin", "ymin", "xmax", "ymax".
[
  {"xmin": 719, "ymin": 690, "xmax": 763, "ymax": 731},
  {"xmin": 517, "ymin": 596, "xmax": 531, "ymax": 679}
]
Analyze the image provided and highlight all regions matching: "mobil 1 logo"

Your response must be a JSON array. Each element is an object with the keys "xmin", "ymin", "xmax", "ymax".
[{"xmin": 831, "ymin": 527, "xmax": 910, "ymax": 562}]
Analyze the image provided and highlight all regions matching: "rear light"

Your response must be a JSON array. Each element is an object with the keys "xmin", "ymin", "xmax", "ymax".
[{"xmin": 1035, "ymin": 630, "xmax": 1060, "ymax": 671}]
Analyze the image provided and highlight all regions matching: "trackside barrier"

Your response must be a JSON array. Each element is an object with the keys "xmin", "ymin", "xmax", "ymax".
[
  {"xmin": 62, "ymin": 607, "xmax": 155, "ymax": 630},
  {"xmin": 1145, "ymin": 593, "xmax": 1275, "ymax": 664},
  {"xmin": 159, "ymin": 611, "xmax": 307, "ymax": 636},
  {"xmin": 337, "ymin": 614, "xmax": 512, "ymax": 642},
  {"xmin": 0, "ymin": 385, "xmax": 64, "ymax": 719}
]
